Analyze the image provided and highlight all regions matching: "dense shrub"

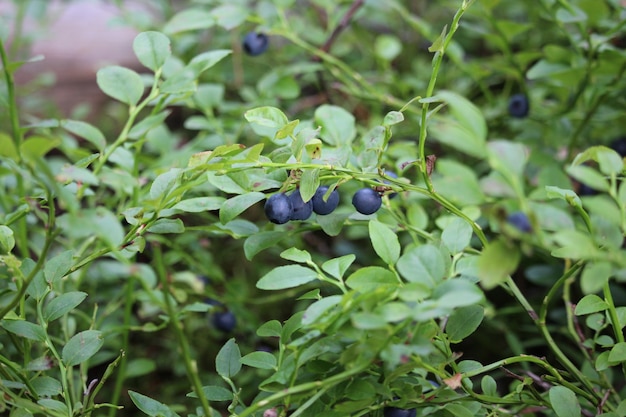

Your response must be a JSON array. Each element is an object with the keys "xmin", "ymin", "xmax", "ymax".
[{"xmin": 1, "ymin": 0, "xmax": 626, "ymax": 416}]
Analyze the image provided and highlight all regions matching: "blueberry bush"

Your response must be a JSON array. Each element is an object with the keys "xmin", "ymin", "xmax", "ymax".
[{"xmin": 1, "ymin": 0, "xmax": 626, "ymax": 416}]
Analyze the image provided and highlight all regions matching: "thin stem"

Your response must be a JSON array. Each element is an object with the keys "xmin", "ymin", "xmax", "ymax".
[
  {"xmin": 107, "ymin": 277, "xmax": 136, "ymax": 417},
  {"xmin": 153, "ymin": 243, "xmax": 213, "ymax": 417},
  {"xmin": 314, "ymin": 0, "xmax": 365, "ymax": 58},
  {"xmin": 0, "ymin": 37, "xmax": 23, "ymax": 152},
  {"xmin": 418, "ymin": 0, "xmax": 474, "ymax": 192}
]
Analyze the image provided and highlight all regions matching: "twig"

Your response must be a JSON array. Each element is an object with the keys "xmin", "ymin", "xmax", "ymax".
[{"xmin": 313, "ymin": 0, "xmax": 365, "ymax": 61}]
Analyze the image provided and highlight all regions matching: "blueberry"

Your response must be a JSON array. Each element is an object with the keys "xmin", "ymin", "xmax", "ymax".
[
  {"xmin": 243, "ymin": 32, "xmax": 269, "ymax": 56},
  {"xmin": 508, "ymin": 93, "xmax": 529, "ymax": 118},
  {"xmin": 610, "ymin": 137, "xmax": 626, "ymax": 157},
  {"xmin": 507, "ymin": 211, "xmax": 532, "ymax": 233},
  {"xmin": 352, "ymin": 188, "xmax": 382, "ymax": 215},
  {"xmin": 312, "ymin": 186, "xmax": 340, "ymax": 215},
  {"xmin": 212, "ymin": 311, "xmax": 236, "ymax": 332},
  {"xmin": 383, "ymin": 407, "xmax": 417, "ymax": 417},
  {"xmin": 264, "ymin": 193, "xmax": 293, "ymax": 224},
  {"xmin": 289, "ymin": 189, "xmax": 313, "ymax": 221},
  {"xmin": 384, "ymin": 171, "xmax": 398, "ymax": 199}
]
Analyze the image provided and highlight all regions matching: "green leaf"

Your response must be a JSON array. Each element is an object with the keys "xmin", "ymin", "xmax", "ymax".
[
  {"xmin": 300, "ymin": 169, "xmax": 320, "ymax": 202},
  {"xmin": 219, "ymin": 192, "xmax": 265, "ymax": 224},
  {"xmin": 20, "ymin": 136, "xmax": 61, "ymax": 160},
  {"xmin": 608, "ymin": 342, "xmax": 626, "ymax": 362},
  {"xmin": 133, "ymin": 31, "xmax": 171, "ymax": 71},
  {"xmin": 211, "ymin": 4, "xmax": 249, "ymax": 29},
  {"xmin": 369, "ymin": 220, "xmax": 401, "ymax": 265},
  {"xmin": 96, "ymin": 66, "xmax": 144, "ymax": 106},
  {"xmin": 257, "ymin": 265, "xmax": 318, "ymax": 290},
  {"xmin": 301, "ymin": 295, "xmax": 342, "ymax": 325},
  {"xmin": 566, "ymin": 165, "xmax": 609, "ymax": 192},
  {"xmin": 128, "ymin": 390, "xmax": 180, "ymax": 417},
  {"xmin": 31, "ymin": 376, "xmax": 62, "ymax": 397},
  {"xmin": 0, "ymin": 132, "xmax": 19, "ymax": 159},
  {"xmin": 1, "ymin": 320, "xmax": 46, "ymax": 341},
  {"xmin": 150, "ymin": 168, "xmax": 181, "ymax": 201},
  {"xmin": 375, "ymin": 34, "xmax": 403, "ymax": 61},
  {"xmin": 163, "ymin": 8, "xmax": 215, "ymax": 34},
  {"xmin": 581, "ymin": 262, "xmax": 612, "ymax": 295},
  {"xmin": 549, "ymin": 386, "xmax": 581, "ymax": 417},
  {"xmin": 487, "ymin": 140, "xmax": 528, "ymax": 180},
  {"xmin": 435, "ymin": 90, "xmax": 487, "ymax": 143},
  {"xmin": 397, "ymin": 244, "xmax": 447, "ymax": 286},
  {"xmin": 43, "ymin": 292, "xmax": 87, "ymax": 322},
  {"xmin": 216, "ymin": 338, "xmax": 241, "ymax": 378},
  {"xmin": 257, "ymin": 320, "xmax": 282, "ymax": 337},
  {"xmin": 62, "ymin": 330, "xmax": 104, "ymax": 366},
  {"xmin": 314, "ymin": 105, "xmax": 356, "ymax": 146},
  {"xmin": 171, "ymin": 196, "xmax": 225, "ymax": 213},
  {"xmin": 44, "ymin": 250, "xmax": 74, "ymax": 285},
  {"xmin": 146, "ymin": 218, "xmax": 185, "ymax": 234},
  {"xmin": 240, "ymin": 351, "xmax": 277, "ymax": 370},
  {"xmin": 321, "ymin": 254, "xmax": 356, "ymax": 280},
  {"xmin": 383, "ymin": 111, "xmax": 404, "ymax": 126},
  {"xmin": 345, "ymin": 267, "xmax": 397, "ymax": 292},
  {"xmin": 187, "ymin": 385, "xmax": 233, "ymax": 401},
  {"xmin": 244, "ymin": 106, "xmax": 289, "ymax": 140},
  {"xmin": 477, "ymin": 239, "xmax": 520, "ymax": 289},
  {"xmin": 280, "ymin": 248, "xmax": 312, "ymax": 264},
  {"xmin": 446, "ymin": 305, "xmax": 484, "ymax": 342},
  {"xmin": 481, "ymin": 375, "xmax": 497, "ymax": 396},
  {"xmin": 0, "ymin": 225, "xmax": 15, "ymax": 253},
  {"xmin": 551, "ymin": 229, "xmax": 599, "ymax": 260},
  {"xmin": 574, "ymin": 294, "xmax": 609, "ymax": 315},
  {"xmin": 186, "ymin": 50, "xmax": 232, "ymax": 77},
  {"xmin": 61, "ymin": 120, "xmax": 106, "ymax": 151},
  {"xmin": 244, "ymin": 231, "xmax": 286, "ymax": 260},
  {"xmin": 573, "ymin": 146, "xmax": 624, "ymax": 176},
  {"xmin": 441, "ymin": 217, "xmax": 473, "ymax": 254},
  {"xmin": 128, "ymin": 111, "xmax": 171, "ymax": 140}
]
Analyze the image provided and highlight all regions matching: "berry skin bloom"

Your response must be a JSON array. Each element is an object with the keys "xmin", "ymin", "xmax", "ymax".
[
  {"xmin": 508, "ymin": 93, "xmax": 529, "ymax": 118},
  {"xmin": 312, "ymin": 186, "xmax": 340, "ymax": 215},
  {"xmin": 243, "ymin": 32, "xmax": 269, "ymax": 56},
  {"xmin": 289, "ymin": 189, "xmax": 313, "ymax": 221},
  {"xmin": 352, "ymin": 188, "xmax": 382, "ymax": 215},
  {"xmin": 507, "ymin": 211, "xmax": 532, "ymax": 233},
  {"xmin": 264, "ymin": 193, "xmax": 292, "ymax": 224}
]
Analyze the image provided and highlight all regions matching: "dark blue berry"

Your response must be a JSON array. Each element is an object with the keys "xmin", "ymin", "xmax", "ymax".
[
  {"xmin": 212, "ymin": 311, "xmax": 236, "ymax": 332},
  {"xmin": 352, "ymin": 188, "xmax": 382, "ymax": 215},
  {"xmin": 507, "ymin": 211, "xmax": 532, "ymax": 233},
  {"xmin": 264, "ymin": 193, "xmax": 293, "ymax": 224},
  {"xmin": 383, "ymin": 407, "xmax": 416, "ymax": 417},
  {"xmin": 508, "ymin": 93, "xmax": 529, "ymax": 118},
  {"xmin": 312, "ymin": 186, "xmax": 340, "ymax": 215},
  {"xmin": 243, "ymin": 32, "xmax": 269, "ymax": 56},
  {"xmin": 289, "ymin": 189, "xmax": 313, "ymax": 221}
]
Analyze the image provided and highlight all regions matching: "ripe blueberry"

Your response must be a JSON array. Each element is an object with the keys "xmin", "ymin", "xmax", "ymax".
[
  {"xmin": 243, "ymin": 32, "xmax": 269, "ymax": 56},
  {"xmin": 383, "ymin": 407, "xmax": 417, "ymax": 417},
  {"xmin": 289, "ymin": 189, "xmax": 313, "ymax": 221},
  {"xmin": 264, "ymin": 193, "xmax": 293, "ymax": 224},
  {"xmin": 312, "ymin": 186, "xmax": 340, "ymax": 215},
  {"xmin": 352, "ymin": 188, "xmax": 382, "ymax": 215},
  {"xmin": 508, "ymin": 93, "xmax": 529, "ymax": 118},
  {"xmin": 212, "ymin": 311, "xmax": 236, "ymax": 332},
  {"xmin": 507, "ymin": 211, "xmax": 532, "ymax": 233}
]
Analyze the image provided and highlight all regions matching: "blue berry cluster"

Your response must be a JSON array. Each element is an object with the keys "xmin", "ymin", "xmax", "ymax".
[{"xmin": 264, "ymin": 186, "xmax": 340, "ymax": 224}]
